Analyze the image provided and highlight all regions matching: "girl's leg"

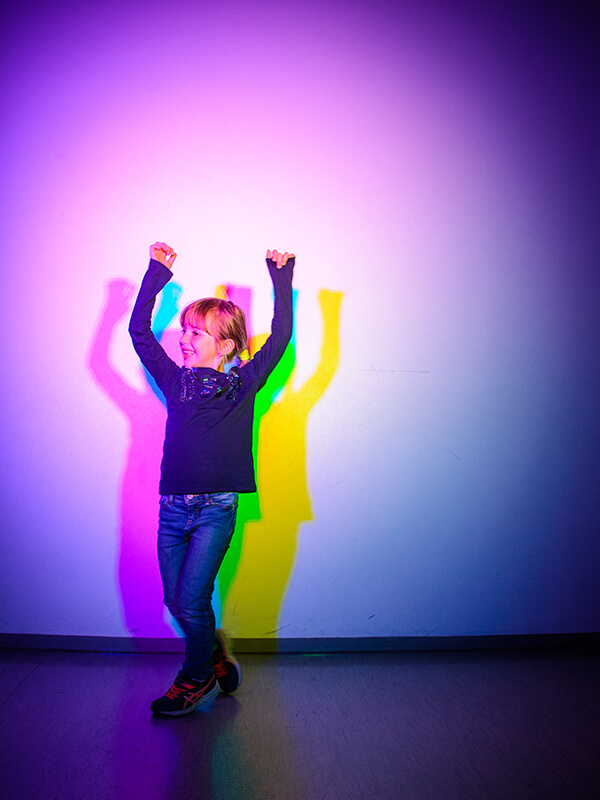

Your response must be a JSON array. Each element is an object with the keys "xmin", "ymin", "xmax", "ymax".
[
  {"xmin": 159, "ymin": 493, "xmax": 238, "ymax": 682},
  {"xmin": 158, "ymin": 495, "xmax": 189, "ymax": 625},
  {"xmin": 157, "ymin": 495, "xmax": 191, "ymax": 632}
]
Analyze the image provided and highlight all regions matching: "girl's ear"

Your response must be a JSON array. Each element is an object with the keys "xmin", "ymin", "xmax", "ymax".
[{"xmin": 220, "ymin": 339, "xmax": 235, "ymax": 356}]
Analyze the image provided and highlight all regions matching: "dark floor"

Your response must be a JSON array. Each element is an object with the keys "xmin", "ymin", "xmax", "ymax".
[{"xmin": 0, "ymin": 646, "xmax": 599, "ymax": 800}]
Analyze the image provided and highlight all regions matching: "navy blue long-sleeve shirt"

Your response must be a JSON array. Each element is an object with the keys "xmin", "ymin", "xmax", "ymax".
[{"xmin": 129, "ymin": 257, "xmax": 294, "ymax": 494}]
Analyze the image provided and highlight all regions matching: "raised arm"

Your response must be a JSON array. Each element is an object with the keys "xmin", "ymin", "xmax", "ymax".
[
  {"xmin": 249, "ymin": 249, "xmax": 296, "ymax": 386},
  {"xmin": 128, "ymin": 243, "xmax": 180, "ymax": 390}
]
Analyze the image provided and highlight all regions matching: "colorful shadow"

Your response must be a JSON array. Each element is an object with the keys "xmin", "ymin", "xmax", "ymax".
[
  {"xmin": 218, "ymin": 288, "xmax": 343, "ymax": 638},
  {"xmin": 87, "ymin": 278, "xmax": 183, "ymax": 638},
  {"xmin": 88, "ymin": 276, "xmax": 341, "ymax": 641}
]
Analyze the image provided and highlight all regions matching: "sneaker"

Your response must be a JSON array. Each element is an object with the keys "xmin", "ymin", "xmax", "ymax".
[
  {"xmin": 150, "ymin": 672, "xmax": 219, "ymax": 716},
  {"xmin": 213, "ymin": 629, "xmax": 242, "ymax": 694}
]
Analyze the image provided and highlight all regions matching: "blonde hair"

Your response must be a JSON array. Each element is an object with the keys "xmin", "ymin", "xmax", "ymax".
[{"xmin": 180, "ymin": 298, "xmax": 248, "ymax": 363}]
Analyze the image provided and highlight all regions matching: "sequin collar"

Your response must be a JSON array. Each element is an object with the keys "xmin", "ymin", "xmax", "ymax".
[{"xmin": 180, "ymin": 367, "xmax": 243, "ymax": 404}]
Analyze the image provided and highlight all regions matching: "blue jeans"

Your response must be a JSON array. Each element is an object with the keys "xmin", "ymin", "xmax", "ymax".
[{"xmin": 157, "ymin": 492, "xmax": 238, "ymax": 681}]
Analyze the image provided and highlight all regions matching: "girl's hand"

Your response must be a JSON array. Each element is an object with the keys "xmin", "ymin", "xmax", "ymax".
[
  {"xmin": 150, "ymin": 242, "xmax": 177, "ymax": 269},
  {"xmin": 266, "ymin": 249, "xmax": 295, "ymax": 269}
]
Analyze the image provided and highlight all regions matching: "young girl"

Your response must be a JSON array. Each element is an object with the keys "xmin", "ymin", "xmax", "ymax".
[{"xmin": 129, "ymin": 241, "xmax": 295, "ymax": 716}]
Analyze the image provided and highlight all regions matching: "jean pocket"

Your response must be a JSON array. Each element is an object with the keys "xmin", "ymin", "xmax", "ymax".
[
  {"xmin": 208, "ymin": 492, "xmax": 238, "ymax": 508},
  {"xmin": 159, "ymin": 495, "xmax": 174, "ymax": 507}
]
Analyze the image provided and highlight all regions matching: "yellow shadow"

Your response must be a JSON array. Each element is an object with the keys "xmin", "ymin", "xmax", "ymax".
[{"xmin": 220, "ymin": 289, "xmax": 343, "ymax": 637}]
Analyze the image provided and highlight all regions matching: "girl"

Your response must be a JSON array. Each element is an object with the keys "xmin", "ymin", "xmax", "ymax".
[{"xmin": 129, "ymin": 241, "xmax": 295, "ymax": 716}]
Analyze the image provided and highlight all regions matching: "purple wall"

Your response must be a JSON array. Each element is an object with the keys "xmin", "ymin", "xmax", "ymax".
[{"xmin": 1, "ymin": 0, "xmax": 598, "ymax": 639}]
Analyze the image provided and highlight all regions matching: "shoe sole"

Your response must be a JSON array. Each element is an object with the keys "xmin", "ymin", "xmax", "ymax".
[{"xmin": 152, "ymin": 680, "xmax": 220, "ymax": 717}]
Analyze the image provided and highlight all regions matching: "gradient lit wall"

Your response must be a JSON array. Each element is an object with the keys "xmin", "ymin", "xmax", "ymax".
[{"xmin": 1, "ymin": 0, "xmax": 599, "ymax": 641}]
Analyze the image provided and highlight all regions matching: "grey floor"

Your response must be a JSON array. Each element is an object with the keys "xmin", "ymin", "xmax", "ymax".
[{"xmin": 0, "ymin": 647, "xmax": 599, "ymax": 800}]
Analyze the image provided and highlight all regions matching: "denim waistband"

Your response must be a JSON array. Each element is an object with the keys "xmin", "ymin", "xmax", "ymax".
[{"xmin": 160, "ymin": 492, "xmax": 238, "ymax": 505}]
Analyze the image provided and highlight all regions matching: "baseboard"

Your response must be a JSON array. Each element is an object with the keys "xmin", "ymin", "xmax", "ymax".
[{"xmin": 0, "ymin": 632, "xmax": 598, "ymax": 654}]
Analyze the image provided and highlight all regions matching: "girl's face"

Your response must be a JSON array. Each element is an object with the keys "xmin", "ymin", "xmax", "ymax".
[{"xmin": 180, "ymin": 318, "xmax": 222, "ymax": 370}]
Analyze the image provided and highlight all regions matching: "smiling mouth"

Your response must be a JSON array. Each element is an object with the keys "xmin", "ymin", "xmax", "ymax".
[{"xmin": 181, "ymin": 349, "xmax": 194, "ymax": 357}]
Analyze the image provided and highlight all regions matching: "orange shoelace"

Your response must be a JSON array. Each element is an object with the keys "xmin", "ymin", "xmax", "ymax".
[{"xmin": 165, "ymin": 680, "xmax": 194, "ymax": 700}]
